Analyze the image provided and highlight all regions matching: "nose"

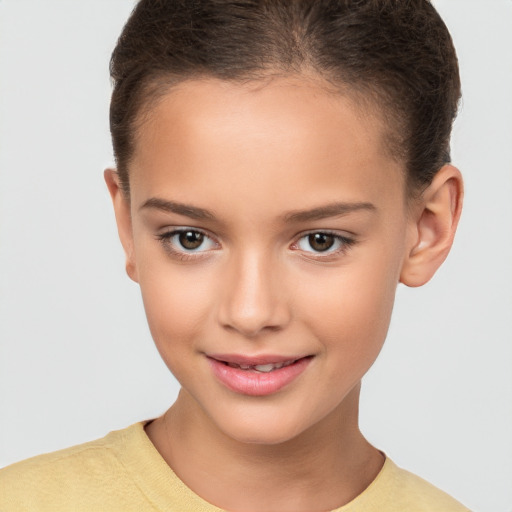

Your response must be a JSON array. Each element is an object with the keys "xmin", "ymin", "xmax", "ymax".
[{"xmin": 217, "ymin": 250, "xmax": 291, "ymax": 338}]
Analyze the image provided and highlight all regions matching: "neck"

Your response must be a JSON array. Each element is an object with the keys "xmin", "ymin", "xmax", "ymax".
[{"xmin": 146, "ymin": 383, "xmax": 383, "ymax": 512}]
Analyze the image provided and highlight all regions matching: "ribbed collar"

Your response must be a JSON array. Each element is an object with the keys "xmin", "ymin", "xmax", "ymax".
[{"xmin": 107, "ymin": 421, "xmax": 395, "ymax": 512}]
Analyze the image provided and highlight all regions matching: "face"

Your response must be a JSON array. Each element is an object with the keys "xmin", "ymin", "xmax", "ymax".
[{"xmin": 116, "ymin": 76, "xmax": 415, "ymax": 445}]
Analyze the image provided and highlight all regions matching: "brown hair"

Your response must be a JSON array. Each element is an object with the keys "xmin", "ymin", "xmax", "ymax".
[{"xmin": 110, "ymin": 0, "xmax": 461, "ymax": 197}]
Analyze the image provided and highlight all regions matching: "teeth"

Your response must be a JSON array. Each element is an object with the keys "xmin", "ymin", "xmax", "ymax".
[
  {"xmin": 224, "ymin": 359, "xmax": 298, "ymax": 372},
  {"xmin": 253, "ymin": 360, "xmax": 295, "ymax": 372},
  {"xmin": 253, "ymin": 364, "xmax": 278, "ymax": 373}
]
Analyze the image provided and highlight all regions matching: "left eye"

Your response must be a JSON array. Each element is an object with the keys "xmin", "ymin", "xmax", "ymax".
[{"xmin": 295, "ymin": 232, "xmax": 353, "ymax": 254}]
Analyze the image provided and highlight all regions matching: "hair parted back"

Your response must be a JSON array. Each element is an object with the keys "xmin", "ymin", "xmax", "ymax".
[{"xmin": 110, "ymin": 0, "xmax": 461, "ymax": 197}]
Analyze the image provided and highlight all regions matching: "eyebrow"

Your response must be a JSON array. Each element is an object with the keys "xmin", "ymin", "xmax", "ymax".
[
  {"xmin": 140, "ymin": 198, "xmax": 216, "ymax": 220},
  {"xmin": 281, "ymin": 202, "xmax": 376, "ymax": 223},
  {"xmin": 139, "ymin": 197, "xmax": 376, "ymax": 223}
]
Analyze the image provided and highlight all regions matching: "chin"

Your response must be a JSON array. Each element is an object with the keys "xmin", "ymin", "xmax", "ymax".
[
  {"xmin": 225, "ymin": 428, "xmax": 301, "ymax": 446},
  {"xmin": 213, "ymin": 410, "xmax": 312, "ymax": 446}
]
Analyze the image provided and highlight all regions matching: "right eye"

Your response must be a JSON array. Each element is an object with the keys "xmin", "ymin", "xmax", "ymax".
[{"xmin": 156, "ymin": 228, "xmax": 219, "ymax": 260}]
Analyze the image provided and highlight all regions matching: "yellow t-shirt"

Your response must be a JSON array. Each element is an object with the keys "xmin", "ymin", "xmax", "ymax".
[{"xmin": 0, "ymin": 422, "xmax": 470, "ymax": 512}]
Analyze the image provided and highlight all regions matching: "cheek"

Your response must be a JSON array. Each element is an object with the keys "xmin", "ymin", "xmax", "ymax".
[
  {"xmin": 293, "ymin": 254, "xmax": 399, "ymax": 366},
  {"xmin": 137, "ymin": 261, "xmax": 215, "ymax": 357}
]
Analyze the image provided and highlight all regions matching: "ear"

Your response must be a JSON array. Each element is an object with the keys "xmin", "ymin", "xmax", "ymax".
[
  {"xmin": 104, "ymin": 169, "xmax": 139, "ymax": 283},
  {"xmin": 400, "ymin": 165, "xmax": 463, "ymax": 287}
]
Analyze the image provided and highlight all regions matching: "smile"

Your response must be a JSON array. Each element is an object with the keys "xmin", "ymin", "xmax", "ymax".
[
  {"xmin": 224, "ymin": 360, "xmax": 297, "ymax": 373},
  {"xmin": 207, "ymin": 355, "xmax": 313, "ymax": 396}
]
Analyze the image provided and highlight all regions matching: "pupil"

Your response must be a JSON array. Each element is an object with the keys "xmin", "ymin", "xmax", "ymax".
[
  {"xmin": 179, "ymin": 231, "xmax": 203, "ymax": 250},
  {"xmin": 309, "ymin": 233, "xmax": 334, "ymax": 252}
]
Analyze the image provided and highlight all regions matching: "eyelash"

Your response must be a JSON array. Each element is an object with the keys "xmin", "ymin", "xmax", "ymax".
[
  {"xmin": 156, "ymin": 228, "xmax": 357, "ymax": 262},
  {"xmin": 291, "ymin": 231, "xmax": 356, "ymax": 260},
  {"xmin": 156, "ymin": 228, "xmax": 218, "ymax": 262}
]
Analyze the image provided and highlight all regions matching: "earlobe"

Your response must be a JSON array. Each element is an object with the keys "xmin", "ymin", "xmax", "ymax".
[
  {"xmin": 104, "ymin": 169, "xmax": 139, "ymax": 283},
  {"xmin": 400, "ymin": 165, "xmax": 463, "ymax": 287}
]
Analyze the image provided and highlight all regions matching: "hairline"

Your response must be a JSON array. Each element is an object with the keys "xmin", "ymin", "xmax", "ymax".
[{"xmin": 119, "ymin": 69, "xmax": 411, "ymax": 198}]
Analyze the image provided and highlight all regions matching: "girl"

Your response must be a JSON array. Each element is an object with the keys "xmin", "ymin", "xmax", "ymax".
[{"xmin": 2, "ymin": 1, "xmax": 508, "ymax": 510}]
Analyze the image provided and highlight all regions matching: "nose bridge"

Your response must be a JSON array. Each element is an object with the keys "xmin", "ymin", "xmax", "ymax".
[{"xmin": 218, "ymin": 246, "xmax": 290, "ymax": 337}]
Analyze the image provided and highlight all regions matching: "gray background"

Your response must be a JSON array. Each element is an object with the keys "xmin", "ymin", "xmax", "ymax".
[{"xmin": 0, "ymin": 1, "xmax": 511, "ymax": 511}]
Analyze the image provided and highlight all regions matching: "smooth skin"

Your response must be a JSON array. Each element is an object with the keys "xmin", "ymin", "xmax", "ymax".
[{"xmin": 105, "ymin": 75, "xmax": 463, "ymax": 512}]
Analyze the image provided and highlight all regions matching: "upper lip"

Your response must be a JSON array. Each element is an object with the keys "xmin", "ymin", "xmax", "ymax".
[{"xmin": 207, "ymin": 353, "xmax": 310, "ymax": 366}]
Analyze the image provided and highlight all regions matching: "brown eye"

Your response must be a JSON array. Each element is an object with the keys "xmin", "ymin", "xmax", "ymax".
[
  {"xmin": 308, "ymin": 233, "xmax": 335, "ymax": 252},
  {"xmin": 294, "ymin": 231, "xmax": 355, "ymax": 258},
  {"xmin": 157, "ymin": 228, "xmax": 218, "ymax": 260},
  {"xmin": 179, "ymin": 230, "xmax": 204, "ymax": 250}
]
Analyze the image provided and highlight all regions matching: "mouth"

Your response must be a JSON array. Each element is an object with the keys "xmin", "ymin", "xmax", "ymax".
[
  {"xmin": 221, "ymin": 359, "xmax": 299, "ymax": 373},
  {"xmin": 207, "ymin": 355, "xmax": 313, "ymax": 396}
]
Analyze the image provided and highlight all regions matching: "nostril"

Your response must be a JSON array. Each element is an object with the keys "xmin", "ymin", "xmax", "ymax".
[{"xmin": 215, "ymin": 259, "xmax": 292, "ymax": 336}]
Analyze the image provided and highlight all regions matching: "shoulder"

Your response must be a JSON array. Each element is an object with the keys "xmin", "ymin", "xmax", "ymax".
[
  {"xmin": 0, "ymin": 421, "xmax": 223, "ymax": 512},
  {"xmin": 0, "ymin": 423, "xmax": 151, "ymax": 512},
  {"xmin": 386, "ymin": 459, "xmax": 470, "ymax": 511},
  {"xmin": 337, "ymin": 457, "xmax": 471, "ymax": 512}
]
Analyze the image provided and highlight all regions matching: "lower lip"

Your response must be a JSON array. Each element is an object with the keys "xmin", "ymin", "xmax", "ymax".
[{"xmin": 207, "ymin": 357, "xmax": 312, "ymax": 396}]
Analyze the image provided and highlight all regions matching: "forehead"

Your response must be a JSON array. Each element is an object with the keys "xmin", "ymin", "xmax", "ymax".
[{"xmin": 130, "ymin": 76, "xmax": 405, "ymax": 215}]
